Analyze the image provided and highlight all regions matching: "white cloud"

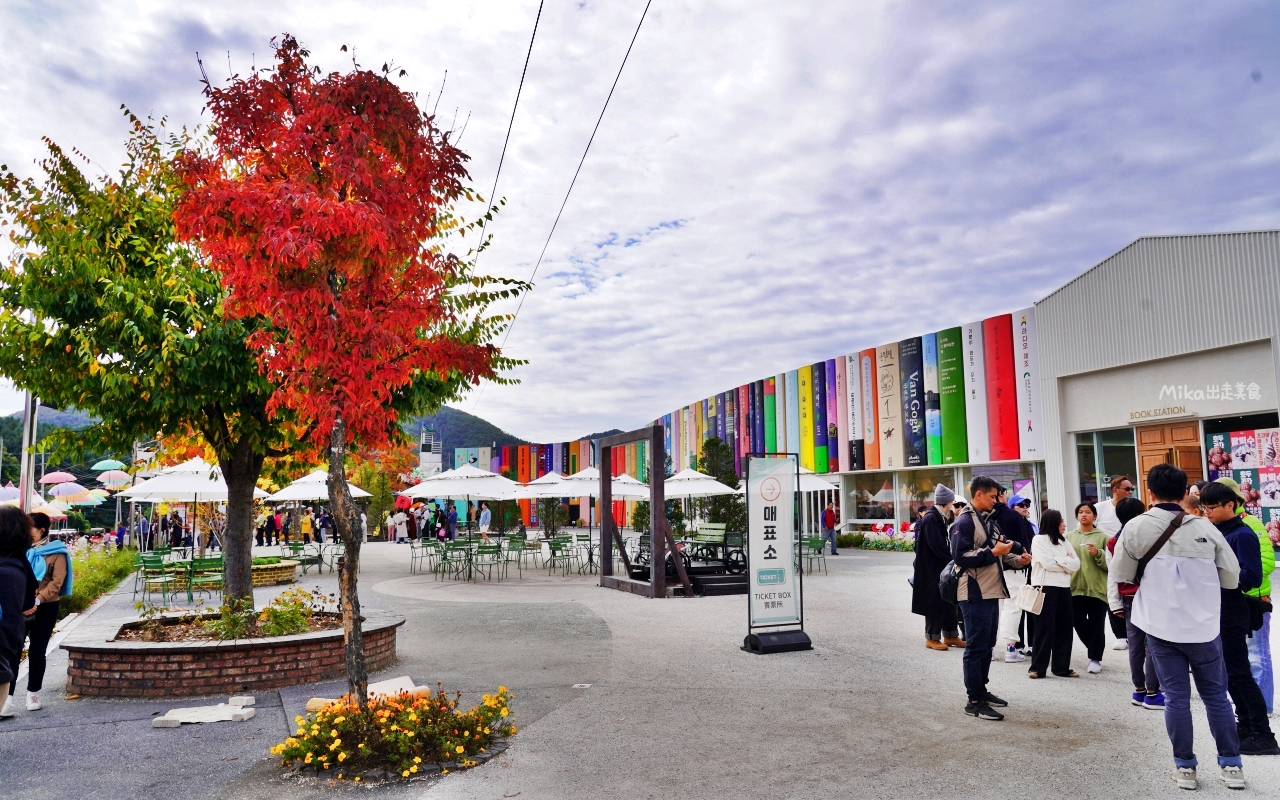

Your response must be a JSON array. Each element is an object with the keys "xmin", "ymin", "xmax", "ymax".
[{"xmin": 2, "ymin": 1, "xmax": 1278, "ymax": 443}]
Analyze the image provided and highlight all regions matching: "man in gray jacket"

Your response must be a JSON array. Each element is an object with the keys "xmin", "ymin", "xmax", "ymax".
[{"xmin": 1109, "ymin": 463, "xmax": 1245, "ymax": 791}]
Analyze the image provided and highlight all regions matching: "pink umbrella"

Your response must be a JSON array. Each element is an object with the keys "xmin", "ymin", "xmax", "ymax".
[
  {"xmin": 40, "ymin": 471, "xmax": 76, "ymax": 484},
  {"xmin": 98, "ymin": 470, "xmax": 131, "ymax": 487}
]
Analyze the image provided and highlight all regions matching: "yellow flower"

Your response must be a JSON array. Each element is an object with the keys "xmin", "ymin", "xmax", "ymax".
[
  {"xmin": 295, "ymin": 716, "xmax": 304, "ymax": 725},
  {"xmin": 336, "ymin": 773, "xmax": 343, "ymax": 780},
  {"xmin": 484, "ymin": 727, "xmax": 490, "ymax": 734},
  {"xmin": 442, "ymin": 769, "xmax": 449, "ymax": 775},
  {"xmin": 354, "ymin": 777, "xmax": 361, "ymax": 782},
  {"xmin": 305, "ymin": 753, "xmax": 313, "ymax": 764},
  {"xmin": 337, "ymin": 752, "xmax": 347, "ymax": 762},
  {"xmin": 406, "ymin": 731, "xmax": 414, "ymax": 738},
  {"xmin": 413, "ymin": 757, "xmax": 422, "ymax": 764},
  {"xmin": 500, "ymin": 708, "xmax": 509, "ymax": 717},
  {"xmin": 334, "ymin": 716, "xmax": 345, "ymax": 724},
  {"xmin": 456, "ymin": 745, "xmax": 464, "ymax": 753},
  {"xmin": 401, "ymin": 770, "xmax": 410, "ymax": 778},
  {"xmin": 498, "ymin": 686, "xmax": 507, "ymax": 693},
  {"xmin": 411, "ymin": 765, "xmax": 418, "ymax": 773},
  {"xmin": 330, "ymin": 730, "xmax": 338, "ymax": 738}
]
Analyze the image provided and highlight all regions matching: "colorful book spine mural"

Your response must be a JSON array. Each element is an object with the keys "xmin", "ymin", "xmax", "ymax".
[
  {"xmin": 798, "ymin": 365, "xmax": 814, "ymax": 470},
  {"xmin": 923, "ymin": 333, "xmax": 943, "ymax": 465},
  {"xmin": 936, "ymin": 328, "xmax": 968, "ymax": 464},
  {"xmin": 1013, "ymin": 307, "xmax": 1043, "ymax": 460},
  {"xmin": 738, "ymin": 384, "xmax": 750, "ymax": 465},
  {"xmin": 812, "ymin": 362, "xmax": 829, "ymax": 472},
  {"xmin": 835, "ymin": 357, "xmax": 850, "ymax": 471},
  {"xmin": 764, "ymin": 377, "xmax": 778, "ymax": 453},
  {"xmin": 899, "ymin": 337, "xmax": 926, "ymax": 467},
  {"xmin": 860, "ymin": 348, "xmax": 879, "ymax": 469},
  {"xmin": 754, "ymin": 380, "xmax": 766, "ymax": 454},
  {"xmin": 845, "ymin": 354, "xmax": 865, "ymax": 470},
  {"xmin": 962, "ymin": 321, "xmax": 990, "ymax": 464},
  {"xmin": 785, "ymin": 369, "xmax": 800, "ymax": 459},
  {"xmin": 876, "ymin": 343, "xmax": 904, "ymax": 468},
  {"xmin": 774, "ymin": 373, "xmax": 788, "ymax": 453},
  {"xmin": 983, "ymin": 314, "xmax": 1020, "ymax": 461},
  {"xmin": 715, "ymin": 394, "xmax": 725, "ymax": 443},
  {"xmin": 825, "ymin": 359, "xmax": 840, "ymax": 472},
  {"xmin": 725, "ymin": 390, "xmax": 737, "ymax": 473},
  {"xmin": 748, "ymin": 382, "xmax": 758, "ymax": 454}
]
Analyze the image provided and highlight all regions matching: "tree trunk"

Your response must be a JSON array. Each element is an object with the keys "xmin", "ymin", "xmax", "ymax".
[
  {"xmin": 221, "ymin": 437, "xmax": 265, "ymax": 607},
  {"xmin": 328, "ymin": 416, "xmax": 368, "ymax": 708}
]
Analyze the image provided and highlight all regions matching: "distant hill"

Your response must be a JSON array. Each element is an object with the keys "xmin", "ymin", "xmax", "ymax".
[
  {"xmin": 7, "ymin": 405, "xmax": 96, "ymax": 430},
  {"xmin": 402, "ymin": 406, "xmax": 528, "ymax": 459},
  {"xmin": 578, "ymin": 428, "xmax": 624, "ymax": 440}
]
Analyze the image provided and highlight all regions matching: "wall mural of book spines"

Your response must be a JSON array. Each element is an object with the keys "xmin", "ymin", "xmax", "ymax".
[{"xmin": 655, "ymin": 307, "xmax": 1040, "ymax": 477}]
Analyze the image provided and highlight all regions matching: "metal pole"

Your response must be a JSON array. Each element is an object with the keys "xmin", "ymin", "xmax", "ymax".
[
  {"xmin": 17, "ymin": 392, "xmax": 39, "ymax": 512},
  {"xmin": 650, "ymin": 424, "xmax": 667, "ymax": 599}
]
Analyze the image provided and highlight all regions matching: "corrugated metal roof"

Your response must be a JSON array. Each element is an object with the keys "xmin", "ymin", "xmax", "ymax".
[{"xmin": 1035, "ymin": 230, "xmax": 1280, "ymax": 379}]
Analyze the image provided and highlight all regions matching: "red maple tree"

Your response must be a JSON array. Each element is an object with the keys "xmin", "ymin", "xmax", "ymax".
[{"xmin": 176, "ymin": 36, "xmax": 522, "ymax": 702}]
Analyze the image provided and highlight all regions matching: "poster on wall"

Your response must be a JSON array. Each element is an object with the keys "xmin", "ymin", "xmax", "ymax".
[
  {"xmin": 1013, "ymin": 307, "xmax": 1044, "ymax": 460},
  {"xmin": 798, "ymin": 366, "xmax": 814, "ymax": 471},
  {"xmin": 1259, "ymin": 467, "xmax": 1280, "ymax": 507},
  {"xmin": 962, "ymin": 321, "xmax": 990, "ymax": 464},
  {"xmin": 923, "ymin": 333, "xmax": 943, "ymax": 465},
  {"xmin": 1262, "ymin": 507, "xmax": 1280, "ymax": 547},
  {"xmin": 1231, "ymin": 431, "xmax": 1257, "ymax": 468},
  {"xmin": 1257, "ymin": 429, "xmax": 1280, "ymax": 466},
  {"xmin": 1206, "ymin": 432, "xmax": 1231, "ymax": 480},
  {"xmin": 898, "ymin": 337, "xmax": 926, "ymax": 467},
  {"xmin": 845, "ymin": 354, "xmax": 865, "ymax": 470},
  {"xmin": 1233, "ymin": 468, "xmax": 1263, "ymax": 517},
  {"xmin": 860, "ymin": 349, "xmax": 879, "ymax": 470},
  {"xmin": 937, "ymin": 327, "xmax": 969, "ymax": 464},
  {"xmin": 876, "ymin": 342, "xmax": 904, "ymax": 468},
  {"xmin": 983, "ymin": 314, "xmax": 1020, "ymax": 461}
]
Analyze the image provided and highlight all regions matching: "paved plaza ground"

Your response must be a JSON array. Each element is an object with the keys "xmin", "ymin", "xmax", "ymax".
[{"xmin": 2, "ymin": 542, "xmax": 1278, "ymax": 799}]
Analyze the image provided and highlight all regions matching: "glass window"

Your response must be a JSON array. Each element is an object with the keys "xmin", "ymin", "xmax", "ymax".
[
  {"xmin": 1097, "ymin": 428, "xmax": 1136, "ymax": 501},
  {"xmin": 848, "ymin": 471, "xmax": 896, "ymax": 522},
  {"xmin": 1076, "ymin": 434, "xmax": 1098, "ymax": 504},
  {"xmin": 897, "ymin": 468, "xmax": 959, "ymax": 528},
  {"xmin": 959, "ymin": 462, "xmax": 1041, "ymax": 524}
]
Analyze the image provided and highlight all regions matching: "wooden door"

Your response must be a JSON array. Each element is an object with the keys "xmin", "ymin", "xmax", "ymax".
[{"xmin": 1135, "ymin": 422, "xmax": 1203, "ymax": 502}]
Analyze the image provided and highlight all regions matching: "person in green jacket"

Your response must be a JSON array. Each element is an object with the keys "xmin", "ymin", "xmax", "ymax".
[
  {"xmin": 1067, "ymin": 502, "xmax": 1110, "ymax": 674},
  {"xmin": 1216, "ymin": 477, "xmax": 1275, "ymax": 714}
]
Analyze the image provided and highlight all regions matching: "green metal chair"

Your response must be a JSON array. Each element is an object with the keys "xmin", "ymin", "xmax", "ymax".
[
  {"xmin": 437, "ymin": 542, "xmax": 471, "ymax": 581},
  {"xmin": 546, "ymin": 539, "xmax": 577, "ymax": 576},
  {"xmin": 520, "ymin": 537, "xmax": 543, "ymax": 569},
  {"xmin": 138, "ymin": 553, "xmax": 180, "ymax": 604},
  {"xmin": 503, "ymin": 535, "xmax": 525, "ymax": 579},
  {"xmin": 801, "ymin": 537, "xmax": 827, "ymax": 575},
  {"xmin": 280, "ymin": 541, "xmax": 312, "ymax": 574},
  {"xmin": 188, "ymin": 556, "xmax": 225, "ymax": 603},
  {"xmin": 472, "ymin": 544, "xmax": 504, "ymax": 582},
  {"xmin": 409, "ymin": 539, "xmax": 427, "ymax": 574}
]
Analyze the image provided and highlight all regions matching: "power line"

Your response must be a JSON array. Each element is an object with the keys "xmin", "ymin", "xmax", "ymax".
[
  {"xmin": 472, "ymin": 0, "xmax": 654, "ymax": 414},
  {"xmin": 499, "ymin": 0, "xmax": 654, "ymax": 352},
  {"xmin": 472, "ymin": 0, "xmax": 544, "ymax": 272}
]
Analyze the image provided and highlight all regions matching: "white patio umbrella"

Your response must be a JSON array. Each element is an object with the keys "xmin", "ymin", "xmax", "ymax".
[
  {"xmin": 666, "ymin": 468, "xmax": 738, "ymax": 498},
  {"xmin": 515, "ymin": 471, "xmax": 566, "ymax": 500},
  {"xmin": 399, "ymin": 463, "xmax": 519, "ymax": 501},
  {"xmin": 118, "ymin": 457, "xmax": 269, "ymax": 554},
  {"xmin": 267, "ymin": 469, "xmax": 371, "ymax": 503},
  {"xmin": 732, "ymin": 466, "xmax": 836, "ymax": 494}
]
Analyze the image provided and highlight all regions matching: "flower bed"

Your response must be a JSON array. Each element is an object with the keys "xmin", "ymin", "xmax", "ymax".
[
  {"xmin": 251, "ymin": 558, "xmax": 300, "ymax": 586},
  {"xmin": 275, "ymin": 688, "xmax": 516, "ymax": 782},
  {"xmin": 60, "ymin": 608, "xmax": 404, "ymax": 698}
]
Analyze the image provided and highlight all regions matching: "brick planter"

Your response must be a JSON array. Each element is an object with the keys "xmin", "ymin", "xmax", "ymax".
[
  {"xmin": 61, "ymin": 609, "xmax": 404, "ymax": 698},
  {"xmin": 251, "ymin": 559, "xmax": 300, "ymax": 586}
]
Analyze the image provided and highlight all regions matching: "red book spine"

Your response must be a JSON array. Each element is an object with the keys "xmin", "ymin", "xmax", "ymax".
[{"xmin": 983, "ymin": 314, "xmax": 1021, "ymax": 461}]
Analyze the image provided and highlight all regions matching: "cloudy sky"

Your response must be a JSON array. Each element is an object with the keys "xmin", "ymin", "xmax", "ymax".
[{"xmin": 2, "ymin": 1, "xmax": 1278, "ymax": 442}]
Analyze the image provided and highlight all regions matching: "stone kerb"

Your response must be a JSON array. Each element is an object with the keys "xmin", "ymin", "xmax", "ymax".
[
  {"xmin": 251, "ymin": 559, "xmax": 301, "ymax": 586},
  {"xmin": 60, "ymin": 608, "xmax": 404, "ymax": 698}
]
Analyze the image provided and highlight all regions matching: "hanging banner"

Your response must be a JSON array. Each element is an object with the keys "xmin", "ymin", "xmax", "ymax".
[{"xmin": 746, "ymin": 455, "xmax": 801, "ymax": 628}]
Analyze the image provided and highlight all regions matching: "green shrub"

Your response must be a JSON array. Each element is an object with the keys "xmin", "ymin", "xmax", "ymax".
[
  {"xmin": 859, "ymin": 536, "xmax": 916, "ymax": 552},
  {"xmin": 60, "ymin": 545, "xmax": 136, "ymax": 618},
  {"xmin": 257, "ymin": 587, "xmax": 315, "ymax": 637},
  {"xmin": 203, "ymin": 596, "xmax": 258, "ymax": 639},
  {"xmin": 252, "ymin": 556, "xmax": 281, "ymax": 566},
  {"xmin": 836, "ymin": 533, "xmax": 863, "ymax": 549}
]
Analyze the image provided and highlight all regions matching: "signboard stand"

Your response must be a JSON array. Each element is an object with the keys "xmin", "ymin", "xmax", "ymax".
[{"xmin": 742, "ymin": 453, "xmax": 812, "ymax": 654}]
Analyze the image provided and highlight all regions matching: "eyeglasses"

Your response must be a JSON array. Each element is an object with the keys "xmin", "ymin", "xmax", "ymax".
[{"xmin": 1116, "ymin": 485, "xmax": 1134, "ymax": 493}]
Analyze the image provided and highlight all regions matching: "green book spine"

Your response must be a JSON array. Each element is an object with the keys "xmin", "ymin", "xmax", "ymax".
[
  {"xmin": 764, "ymin": 378, "xmax": 777, "ymax": 453},
  {"xmin": 937, "ymin": 327, "xmax": 969, "ymax": 463}
]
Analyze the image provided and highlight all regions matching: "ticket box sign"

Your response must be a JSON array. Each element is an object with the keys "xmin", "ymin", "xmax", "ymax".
[{"xmin": 746, "ymin": 455, "xmax": 802, "ymax": 628}]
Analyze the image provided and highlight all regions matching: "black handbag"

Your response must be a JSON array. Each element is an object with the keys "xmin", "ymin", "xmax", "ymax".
[{"xmin": 939, "ymin": 560, "xmax": 961, "ymax": 604}]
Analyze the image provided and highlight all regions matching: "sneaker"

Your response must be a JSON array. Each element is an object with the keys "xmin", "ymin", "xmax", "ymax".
[
  {"xmin": 964, "ymin": 700, "xmax": 1004, "ymax": 721},
  {"xmin": 1143, "ymin": 692, "xmax": 1166, "ymax": 710},
  {"xmin": 1004, "ymin": 644, "xmax": 1027, "ymax": 663},
  {"xmin": 1113, "ymin": 640, "xmax": 1129, "ymax": 650},
  {"xmin": 1220, "ymin": 765, "xmax": 1246, "ymax": 789},
  {"xmin": 0, "ymin": 697, "xmax": 13, "ymax": 719},
  {"xmin": 1239, "ymin": 734, "xmax": 1280, "ymax": 755},
  {"xmin": 1173, "ymin": 767, "xmax": 1197, "ymax": 790},
  {"xmin": 1087, "ymin": 660, "xmax": 1102, "ymax": 674},
  {"xmin": 983, "ymin": 692, "xmax": 1008, "ymax": 708},
  {"xmin": 1131, "ymin": 691, "xmax": 1146, "ymax": 707},
  {"xmin": 25, "ymin": 693, "xmax": 40, "ymax": 711},
  {"xmin": 925, "ymin": 638, "xmax": 949, "ymax": 651}
]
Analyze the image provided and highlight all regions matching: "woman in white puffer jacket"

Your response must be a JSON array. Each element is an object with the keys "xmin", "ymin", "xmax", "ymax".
[{"xmin": 1028, "ymin": 509, "xmax": 1082, "ymax": 679}]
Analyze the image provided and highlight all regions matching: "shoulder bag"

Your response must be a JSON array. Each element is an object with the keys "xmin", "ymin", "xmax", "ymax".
[
  {"xmin": 939, "ymin": 560, "xmax": 961, "ymax": 604},
  {"xmin": 1132, "ymin": 510, "xmax": 1186, "ymax": 585}
]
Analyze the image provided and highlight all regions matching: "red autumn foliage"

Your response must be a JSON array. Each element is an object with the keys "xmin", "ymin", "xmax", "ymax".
[{"xmin": 174, "ymin": 35, "xmax": 501, "ymax": 450}]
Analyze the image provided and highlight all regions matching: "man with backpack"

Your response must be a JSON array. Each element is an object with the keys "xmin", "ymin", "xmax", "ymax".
[
  {"xmin": 1109, "ymin": 463, "xmax": 1246, "ymax": 790},
  {"xmin": 950, "ymin": 476, "xmax": 1031, "ymax": 721}
]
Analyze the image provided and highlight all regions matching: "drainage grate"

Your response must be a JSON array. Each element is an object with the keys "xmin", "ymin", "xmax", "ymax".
[{"xmin": 571, "ymin": 684, "xmax": 592, "ymax": 689}]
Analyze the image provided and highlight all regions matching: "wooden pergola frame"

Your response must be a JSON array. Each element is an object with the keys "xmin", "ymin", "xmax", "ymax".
[{"xmin": 597, "ymin": 425, "xmax": 693, "ymax": 598}]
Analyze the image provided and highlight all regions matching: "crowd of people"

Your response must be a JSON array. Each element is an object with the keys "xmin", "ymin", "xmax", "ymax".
[
  {"xmin": 387, "ymin": 500, "xmax": 497, "ymax": 543},
  {"xmin": 912, "ymin": 464, "xmax": 1277, "ymax": 790}
]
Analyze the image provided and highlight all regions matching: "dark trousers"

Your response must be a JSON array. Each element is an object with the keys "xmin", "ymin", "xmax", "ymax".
[
  {"xmin": 958, "ymin": 598, "xmax": 1000, "ymax": 702},
  {"xmin": 1149, "ymin": 635, "xmax": 1241, "ymax": 769},
  {"xmin": 1030, "ymin": 586, "xmax": 1074, "ymax": 675},
  {"xmin": 26, "ymin": 601, "xmax": 58, "ymax": 693},
  {"xmin": 1121, "ymin": 596, "xmax": 1159, "ymax": 693},
  {"xmin": 1222, "ymin": 591, "xmax": 1273, "ymax": 739},
  {"xmin": 925, "ymin": 610, "xmax": 959, "ymax": 640},
  {"xmin": 1072, "ymin": 595, "xmax": 1108, "ymax": 662},
  {"xmin": 1108, "ymin": 609, "xmax": 1126, "ymax": 640}
]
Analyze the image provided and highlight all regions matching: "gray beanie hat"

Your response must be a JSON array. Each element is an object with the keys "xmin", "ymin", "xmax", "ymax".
[{"xmin": 934, "ymin": 484, "xmax": 956, "ymax": 506}]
